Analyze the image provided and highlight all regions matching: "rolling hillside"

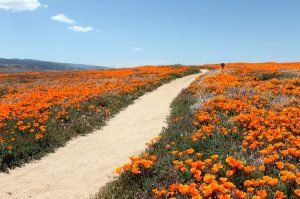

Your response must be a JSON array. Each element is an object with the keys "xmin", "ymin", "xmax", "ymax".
[{"xmin": 0, "ymin": 58, "xmax": 108, "ymax": 73}]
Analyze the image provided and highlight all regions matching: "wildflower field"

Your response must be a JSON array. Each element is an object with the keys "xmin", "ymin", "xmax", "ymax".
[
  {"xmin": 0, "ymin": 66, "xmax": 196, "ymax": 171},
  {"xmin": 100, "ymin": 63, "xmax": 300, "ymax": 199}
]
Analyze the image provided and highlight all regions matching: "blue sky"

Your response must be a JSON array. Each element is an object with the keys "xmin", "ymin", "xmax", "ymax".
[{"xmin": 0, "ymin": 0, "xmax": 300, "ymax": 67}]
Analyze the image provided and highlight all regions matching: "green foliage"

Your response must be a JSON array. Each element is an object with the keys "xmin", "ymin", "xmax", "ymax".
[{"xmin": 0, "ymin": 87, "xmax": 6, "ymax": 97}]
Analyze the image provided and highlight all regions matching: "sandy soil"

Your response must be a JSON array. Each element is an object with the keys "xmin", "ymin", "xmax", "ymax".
[{"xmin": 0, "ymin": 70, "xmax": 208, "ymax": 199}]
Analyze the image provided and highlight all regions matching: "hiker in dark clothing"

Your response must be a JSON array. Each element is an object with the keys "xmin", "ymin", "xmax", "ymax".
[{"xmin": 221, "ymin": 63, "xmax": 225, "ymax": 69}]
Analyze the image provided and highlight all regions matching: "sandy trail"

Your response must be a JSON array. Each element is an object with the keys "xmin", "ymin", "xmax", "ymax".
[{"xmin": 0, "ymin": 70, "xmax": 208, "ymax": 199}]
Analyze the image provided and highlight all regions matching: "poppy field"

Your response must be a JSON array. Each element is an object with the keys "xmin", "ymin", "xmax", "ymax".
[
  {"xmin": 0, "ymin": 66, "xmax": 196, "ymax": 170},
  {"xmin": 100, "ymin": 63, "xmax": 300, "ymax": 199}
]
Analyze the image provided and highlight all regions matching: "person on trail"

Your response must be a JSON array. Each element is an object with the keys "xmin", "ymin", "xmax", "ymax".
[{"xmin": 221, "ymin": 63, "xmax": 225, "ymax": 69}]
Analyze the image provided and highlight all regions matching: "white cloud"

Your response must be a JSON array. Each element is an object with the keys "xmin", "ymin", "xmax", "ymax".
[
  {"xmin": 68, "ymin": 26, "xmax": 93, "ymax": 33},
  {"xmin": 132, "ymin": 47, "xmax": 143, "ymax": 52},
  {"xmin": 51, "ymin": 13, "xmax": 75, "ymax": 24},
  {"xmin": 51, "ymin": 14, "xmax": 93, "ymax": 33},
  {"xmin": 42, "ymin": 4, "xmax": 48, "ymax": 8},
  {"xmin": 0, "ymin": 0, "xmax": 41, "ymax": 12}
]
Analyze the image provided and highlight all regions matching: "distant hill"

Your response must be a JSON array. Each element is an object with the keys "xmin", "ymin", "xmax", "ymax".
[{"xmin": 0, "ymin": 58, "xmax": 109, "ymax": 73}]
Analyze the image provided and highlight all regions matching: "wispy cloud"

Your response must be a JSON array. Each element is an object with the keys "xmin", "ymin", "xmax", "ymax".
[
  {"xmin": 0, "ymin": 0, "xmax": 41, "ymax": 12},
  {"xmin": 132, "ymin": 47, "xmax": 143, "ymax": 52},
  {"xmin": 51, "ymin": 13, "xmax": 94, "ymax": 33},
  {"xmin": 51, "ymin": 13, "xmax": 75, "ymax": 24},
  {"xmin": 68, "ymin": 26, "xmax": 93, "ymax": 33}
]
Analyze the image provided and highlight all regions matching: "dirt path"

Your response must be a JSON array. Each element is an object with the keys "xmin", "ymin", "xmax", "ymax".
[{"xmin": 0, "ymin": 70, "xmax": 208, "ymax": 199}]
